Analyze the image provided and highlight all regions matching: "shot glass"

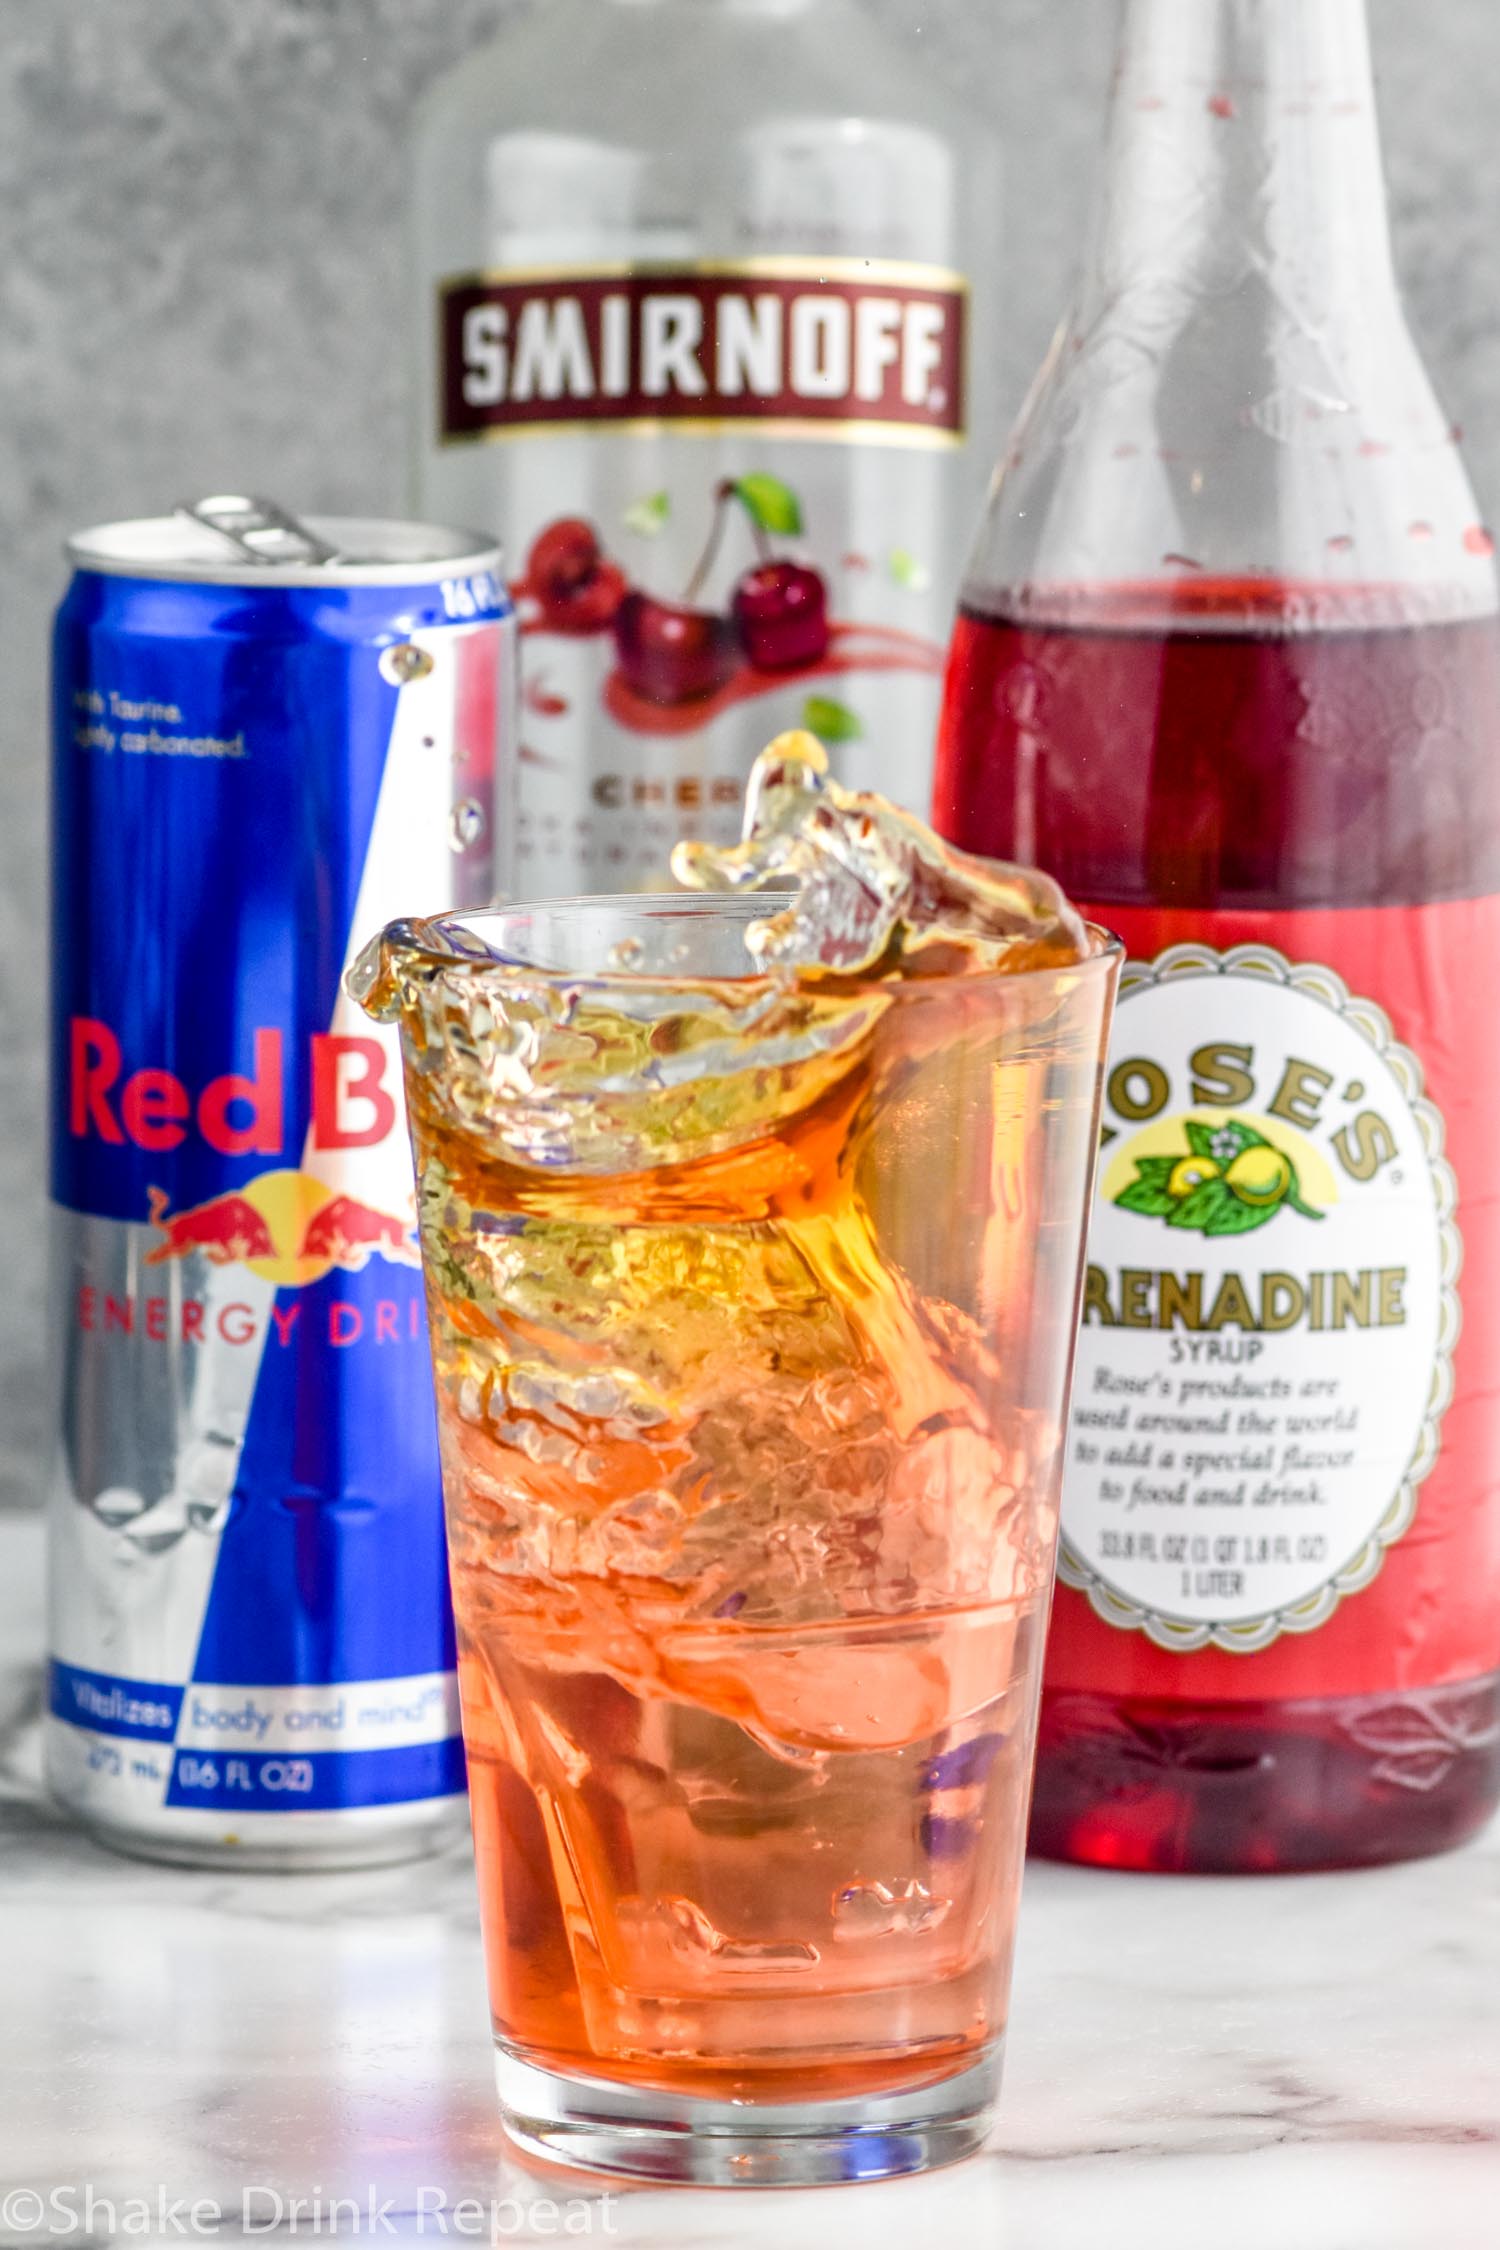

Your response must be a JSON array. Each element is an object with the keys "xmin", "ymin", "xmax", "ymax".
[{"xmin": 358, "ymin": 894, "xmax": 1119, "ymax": 2186}]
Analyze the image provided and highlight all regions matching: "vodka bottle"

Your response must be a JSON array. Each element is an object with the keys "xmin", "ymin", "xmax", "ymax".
[{"xmin": 414, "ymin": 0, "xmax": 997, "ymax": 897}]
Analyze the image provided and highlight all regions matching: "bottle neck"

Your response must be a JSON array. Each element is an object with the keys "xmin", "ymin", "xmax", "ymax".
[
  {"xmin": 1092, "ymin": 0, "xmax": 1399, "ymax": 325},
  {"xmin": 962, "ymin": 0, "xmax": 1496, "ymax": 629}
]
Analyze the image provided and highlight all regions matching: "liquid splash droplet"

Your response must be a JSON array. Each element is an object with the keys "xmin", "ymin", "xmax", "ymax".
[
  {"xmin": 670, "ymin": 730, "xmax": 1088, "ymax": 976},
  {"xmin": 607, "ymin": 936, "xmax": 646, "ymax": 972},
  {"xmin": 449, "ymin": 798, "xmax": 487, "ymax": 852},
  {"xmin": 1464, "ymin": 526, "xmax": 1496, "ymax": 559},
  {"xmin": 379, "ymin": 643, "xmax": 435, "ymax": 686}
]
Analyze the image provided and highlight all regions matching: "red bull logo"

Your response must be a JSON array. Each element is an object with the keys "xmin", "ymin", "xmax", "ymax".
[
  {"xmin": 145, "ymin": 1188, "xmax": 276, "ymax": 1267},
  {"xmin": 298, "ymin": 1196, "xmax": 417, "ymax": 1270},
  {"xmin": 145, "ymin": 1170, "xmax": 419, "ymax": 1283},
  {"xmin": 65, "ymin": 1016, "xmax": 424, "ymax": 1352},
  {"xmin": 68, "ymin": 1018, "xmax": 396, "ymax": 1156}
]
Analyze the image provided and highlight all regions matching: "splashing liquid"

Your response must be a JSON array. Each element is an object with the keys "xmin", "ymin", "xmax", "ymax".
[{"xmin": 673, "ymin": 730, "xmax": 1088, "ymax": 973}]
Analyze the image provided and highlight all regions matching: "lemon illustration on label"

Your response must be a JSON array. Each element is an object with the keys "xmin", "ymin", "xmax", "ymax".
[
  {"xmin": 1224, "ymin": 1145, "xmax": 1292, "ymax": 1207},
  {"xmin": 1168, "ymin": 1155, "xmax": 1219, "ymax": 1197},
  {"xmin": 1114, "ymin": 1116, "xmax": 1320, "ymax": 1237}
]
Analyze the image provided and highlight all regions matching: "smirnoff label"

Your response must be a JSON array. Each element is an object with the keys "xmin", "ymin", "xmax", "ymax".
[
  {"xmin": 438, "ymin": 260, "xmax": 967, "ymax": 446},
  {"xmin": 427, "ymin": 257, "xmax": 972, "ymax": 899},
  {"xmin": 1061, "ymin": 931, "xmax": 1462, "ymax": 1657}
]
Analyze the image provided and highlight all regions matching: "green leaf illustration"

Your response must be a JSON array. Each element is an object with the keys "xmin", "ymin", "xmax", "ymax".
[
  {"xmin": 1132, "ymin": 1156, "xmax": 1178, "ymax": 1186},
  {"xmin": 1215, "ymin": 1118, "xmax": 1269, "ymax": 1155},
  {"xmin": 888, "ymin": 548, "xmax": 932, "ymax": 592},
  {"xmin": 734, "ymin": 474, "xmax": 803, "ymax": 536},
  {"xmin": 1114, "ymin": 1118, "xmax": 1324, "ymax": 1237},
  {"xmin": 1169, "ymin": 1178, "xmax": 1235, "ymax": 1231},
  {"xmin": 802, "ymin": 695, "xmax": 863, "ymax": 744},
  {"xmin": 1118, "ymin": 1179, "xmax": 1178, "ymax": 1218},
  {"xmin": 1205, "ymin": 1198, "xmax": 1279, "ymax": 1237},
  {"xmin": 623, "ymin": 490, "xmax": 671, "ymax": 537}
]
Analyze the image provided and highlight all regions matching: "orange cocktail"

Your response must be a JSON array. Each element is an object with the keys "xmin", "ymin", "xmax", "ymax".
[{"xmin": 359, "ymin": 738, "xmax": 1118, "ymax": 2184}]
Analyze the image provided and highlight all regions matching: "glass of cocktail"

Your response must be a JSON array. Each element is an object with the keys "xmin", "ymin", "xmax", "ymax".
[{"xmin": 356, "ymin": 739, "xmax": 1119, "ymax": 2186}]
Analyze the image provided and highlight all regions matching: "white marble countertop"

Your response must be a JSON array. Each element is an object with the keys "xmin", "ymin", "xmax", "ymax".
[{"xmin": 2, "ymin": 1512, "xmax": 1497, "ymax": 2250}]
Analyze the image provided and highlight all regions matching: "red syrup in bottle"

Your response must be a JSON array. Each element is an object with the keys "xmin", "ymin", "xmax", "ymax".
[{"xmin": 935, "ymin": 0, "xmax": 1500, "ymax": 1873}]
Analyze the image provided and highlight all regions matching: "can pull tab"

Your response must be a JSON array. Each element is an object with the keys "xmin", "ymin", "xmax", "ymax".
[{"xmin": 177, "ymin": 495, "xmax": 341, "ymax": 568}]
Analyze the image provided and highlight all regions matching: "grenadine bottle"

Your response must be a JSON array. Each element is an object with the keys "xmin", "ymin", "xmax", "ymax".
[
  {"xmin": 935, "ymin": 0, "xmax": 1500, "ymax": 1871},
  {"xmin": 412, "ymin": 0, "xmax": 998, "ymax": 898}
]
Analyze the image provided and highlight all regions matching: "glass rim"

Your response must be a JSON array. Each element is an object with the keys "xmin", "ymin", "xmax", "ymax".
[{"xmin": 381, "ymin": 895, "xmax": 1126, "ymax": 994}]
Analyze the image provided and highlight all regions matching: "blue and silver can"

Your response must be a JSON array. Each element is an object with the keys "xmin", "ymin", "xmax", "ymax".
[{"xmin": 46, "ymin": 498, "xmax": 514, "ymax": 1867}]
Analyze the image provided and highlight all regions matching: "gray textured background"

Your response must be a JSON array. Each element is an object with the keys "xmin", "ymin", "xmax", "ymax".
[{"xmin": 2, "ymin": 0, "xmax": 1497, "ymax": 1503}]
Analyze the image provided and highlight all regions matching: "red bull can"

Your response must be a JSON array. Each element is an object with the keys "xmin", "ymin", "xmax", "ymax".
[{"xmin": 47, "ymin": 498, "xmax": 515, "ymax": 1868}]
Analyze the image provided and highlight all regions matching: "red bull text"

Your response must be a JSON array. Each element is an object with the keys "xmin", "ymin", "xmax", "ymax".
[{"xmin": 47, "ymin": 500, "xmax": 515, "ymax": 1867}]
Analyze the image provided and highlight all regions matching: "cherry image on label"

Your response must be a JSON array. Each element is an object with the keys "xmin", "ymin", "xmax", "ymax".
[
  {"xmin": 514, "ymin": 474, "xmax": 937, "ymax": 736},
  {"xmin": 521, "ymin": 520, "xmax": 627, "ymax": 634},
  {"xmin": 613, "ymin": 590, "xmax": 742, "ymax": 707},
  {"xmin": 611, "ymin": 475, "xmax": 832, "ymax": 704},
  {"xmin": 733, "ymin": 561, "xmax": 829, "ymax": 671}
]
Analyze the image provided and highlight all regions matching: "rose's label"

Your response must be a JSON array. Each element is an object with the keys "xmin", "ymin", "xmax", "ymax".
[
  {"xmin": 1048, "ymin": 900, "xmax": 1500, "ymax": 1699},
  {"xmin": 438, "ymin": 261, "xmax": 967, "ymax": 447},
  {"xmin": 1060, "ymin": 939, "xmax": 1459, "ymax": 1653}
]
